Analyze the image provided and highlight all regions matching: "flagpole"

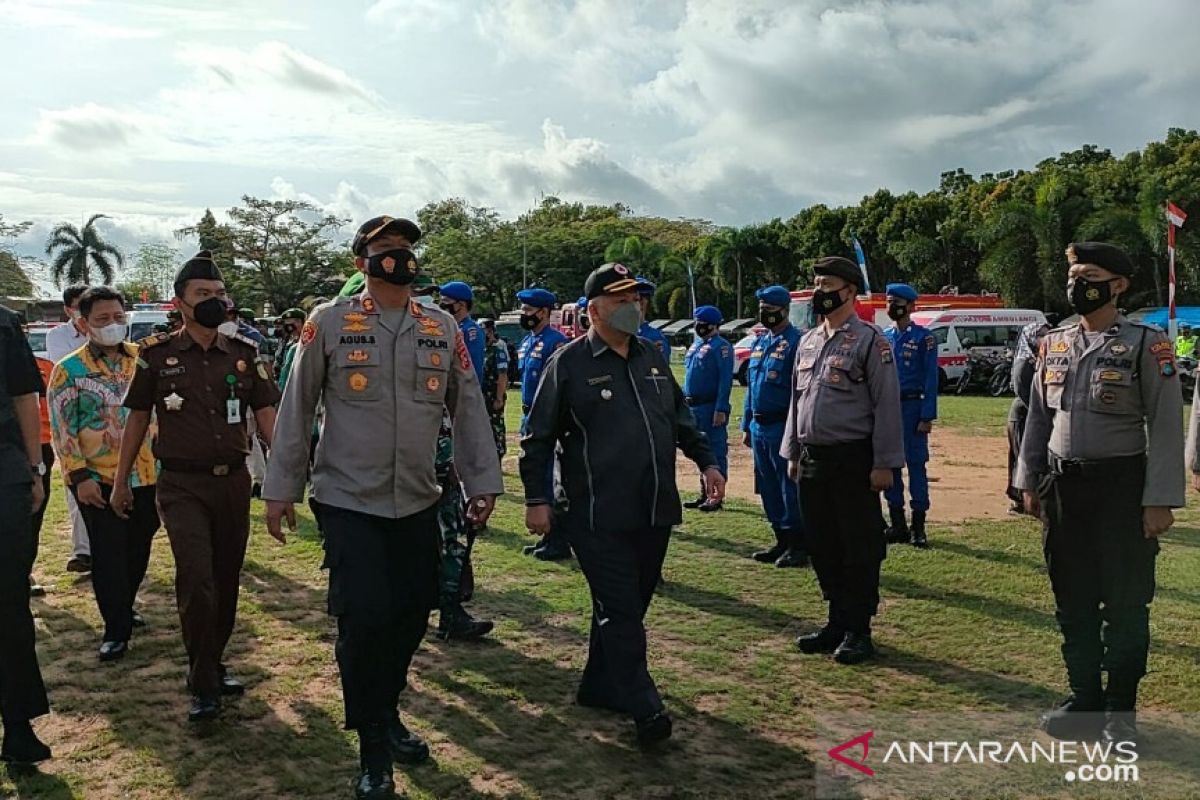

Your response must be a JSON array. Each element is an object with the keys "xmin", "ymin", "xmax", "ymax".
[{"xmin": 1166, "ymin": 200, "xmax": 1189, "ymax": 342}]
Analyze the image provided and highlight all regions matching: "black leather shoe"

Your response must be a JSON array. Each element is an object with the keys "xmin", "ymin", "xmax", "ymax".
[
  {"xmin": 534, "ymin": 544, "xmax": 572, "ymax": 562},
  {"xmin": 1101, "ymin": 712, "xmax": 1138, "ymax": 745},
  {"xmin": 29, "ymin": 578, "xmax": 46, "ymax": 598},
  {"xmin": 1039, "ymin": 695, "xmax": 1104, "ymax": 740},
  {"xmin": 698, "ymin": 500, "xmax": 723, "ymax": 513},
  {"xmin": 386, "ymin": 719, "xmax": 430, "ymax": 765},
  {"xmin": 66, "ymin": 555, "xmax": 92, "ymax": 573},
  {"xmin": 909, "ymin": 510, "xmax": 928, "ymax": 548},
  {"xmin": 796, "ymin": 626, "xmax": 844, "ymax": 654},
  {"xmin": 885, "ymin": 506, "xmax": 909, "ymax": 544},
  {"xmin": 437, "ymin": 612, "xmax": 494, "ymax": 642},
  {"xmin": 187, "ymin": 695, "xmax": 221, "ymax": 722},
  {"xmin": 635, "ymin": 711, "xmax": 673, "ymax": 747},
  {"xmin": 357, "ymin": 726, "xmax": 397, "ymax": 798},
  {"xmin": 521, "ymin": 544, "xmax": 541, "ymax": 556},
  {"xmin": 774, "ymin": 548, "xmax": 808, "ymax": 568},
  {"xmin": 98, "ymin": 640, "xmax": 128, "ymax": 662},
  {"xmin": 751, "ymin": 543, "xmax": 786, "ymax": 564},
  {"xmin": 682, "ymin": 495, "xmax": 706, "ymax": 509},
  {"xmin": 131, "ymin": 610, "xmax": 146, "ymax": 628},
  {"xmin": 0, "ymin": 720, "xmax": 51, "ymax": 765},
  {"xmin": 219, "ymin": 668, "xmax": 245, "ymax": 697},
  {"xmin": 833, "ymin": 632, "xmax": 876, "ymax": 665}
]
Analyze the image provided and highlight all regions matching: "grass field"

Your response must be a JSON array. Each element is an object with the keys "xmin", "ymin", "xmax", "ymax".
[{"xmin": 4, "ymin": 396, "xmax": 1199, "ymax": 799}]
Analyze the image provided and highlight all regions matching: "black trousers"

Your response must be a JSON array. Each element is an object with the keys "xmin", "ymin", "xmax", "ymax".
[
  {"xmin": 0, "ymin": 479, "xmax": 49, "ymax": 725},
  {"xmin": 1038, "ymin": 456, "xmax": 1157, "ymax": 701},
  {"xmin": 313, "ymin": 500, "xmax": 441, "ymax": 731},
  {"xmin": 797, "ymin": 441, "xmax": 886, "ymax": 635},
  {"xmin": 569, "ymin": 525, "xmax": 671, "ymax": 720},
  {"xmin": 73, "ymin": 483, "xmax": 158, "ymax": 643},
  {"xmin": 30, "ymin": 444, "xmax": 54, "ymax": 561}
]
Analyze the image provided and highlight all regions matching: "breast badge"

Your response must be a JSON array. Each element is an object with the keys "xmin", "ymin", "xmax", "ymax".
[{"xmin": 349, "ymin": 373, "xmax": 369, "ymax": 392}]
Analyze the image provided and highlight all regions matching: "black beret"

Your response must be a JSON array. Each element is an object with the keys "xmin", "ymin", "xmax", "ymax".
[
  {"xmin": 812, "ymin": 256, "xmax": 864, "ymax": 293},
  {"xmin": 1065, "ymin": 242, "xmax": 1134, "ymax": 277},
  {"xmin": 351, "ymin": 216, "xmax": 422, "ymax": 256},
  {"xmin": 174, "ymin": 250, "xmax": 223, "ymax": 288},
  {"xmin": 584, "ymin": 262, "xmax": 641, "ymax": 300}
]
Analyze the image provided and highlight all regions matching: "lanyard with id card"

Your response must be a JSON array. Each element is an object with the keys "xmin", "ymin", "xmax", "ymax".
[{"xmin": 225, "ymin": 374, "xmax": 242, "ymax": 424}]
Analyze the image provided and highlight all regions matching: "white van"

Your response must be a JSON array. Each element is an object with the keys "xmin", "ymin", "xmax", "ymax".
[{"xmin": 909, "ymin": 308, "xmax": 1047, "ymax": 387}]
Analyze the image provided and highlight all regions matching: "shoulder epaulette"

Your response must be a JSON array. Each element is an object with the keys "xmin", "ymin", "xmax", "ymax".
[
  {"xmin": 137, "ymin": 332, "xmax": 171, "ymax": 349},
  {"xmin": 230, "ymin": 332, "xmax": 260, "ymax": 349},
  {"xmin": 1129, "ymin": 319, "xmax": 1166, "ymax": 333}
]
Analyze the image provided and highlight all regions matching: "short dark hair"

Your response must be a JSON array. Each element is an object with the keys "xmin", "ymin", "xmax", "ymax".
[
  {"xmin": 78, "ymin": 286, "xmax": 126, "ymax": 318},
  {"xmin": 63, "ymin": 284, "xmax": 89, "ymax": 307}
]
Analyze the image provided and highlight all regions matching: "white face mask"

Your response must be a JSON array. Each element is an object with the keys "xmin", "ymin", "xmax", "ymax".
[
  {"xmin": 90, "ymin": 322, "xmax": 127, "ymax": 347},
  {"xmin": 217, "ymin": 321, "xmax": 239, "ymax": 336}
]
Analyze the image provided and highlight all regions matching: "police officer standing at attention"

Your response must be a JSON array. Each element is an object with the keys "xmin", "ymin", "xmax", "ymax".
[
  {"xmin": 784, "ymin": 257, "xmax": 903, "ymax": 665},
  {"xmin": 682, "ymin": 305, "xmax": 733, "ymax": 512},
  {"xmin": 516, "ymin": 287, "xmax": 570, "ymax": 560},
  {"xmin": 113, "ymin": 251, "xmax": 281, "ymax": 722},
  {"xmin": 0, "ymin": 304, "xmax": 51, "ymax": 765},
  {"xmin": 1018, "ymin": 242, "xmax": 1183, "ymax": 745},
  {"xmin": 635, "ymin": 277, "xmax": 670, "ymax": 361},
  {"xmin": 742, "ymin": 286, "xmax": 806, "ymax": 567},
  {"xmin": 881, "ymin": 283, "xmax": 938, "ymax": 548},
  {"xmin": 521, "ymin": 263, "xmax": 724, "ymax": 746},
  {"xmin": 263, "ymin": 216, "xmax": 502, "ymax": 799},
  {"xmin": 438, "ymin": 282, "xmax": 485, "ymax": 384}
]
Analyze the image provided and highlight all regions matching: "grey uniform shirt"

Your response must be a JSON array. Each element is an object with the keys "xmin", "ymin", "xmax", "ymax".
[
  {"xmin": 1016, "ymin": 317, "xmax": 1184, "ymax": 508},
  {"xmin": 262, "ymin": 292, "xmax": 503, "ymax": 519},
  {"xmin": 780, "ymin": 315, "xmax": 904, "ymax": 470}
]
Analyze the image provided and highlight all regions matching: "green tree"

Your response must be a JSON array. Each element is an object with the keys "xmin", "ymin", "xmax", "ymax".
[
  {"xmin": 44, "ymin": 213, "xmax": 125, "ymax": 286},
  {"xmin": 0, "ymin": 251, "xmax": 34, "ymax": 297},
  {"xmin": 117, "ymin": 242, "xmax": 178, "ymax": 301}
]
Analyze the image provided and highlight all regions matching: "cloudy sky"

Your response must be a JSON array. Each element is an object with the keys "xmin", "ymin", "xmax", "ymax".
[{"xmin": 2, "ymin": 0, "xmax": 1198, "ymax": 272}]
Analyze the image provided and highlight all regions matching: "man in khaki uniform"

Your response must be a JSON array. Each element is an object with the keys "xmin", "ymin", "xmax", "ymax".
[
  {"xmin": 263, "ymin": 216, "xmax": 502, "ymax": 800},
  {"xmin": 1018, "ymin": 242, "xmax": 1183, "ymax": 745}
]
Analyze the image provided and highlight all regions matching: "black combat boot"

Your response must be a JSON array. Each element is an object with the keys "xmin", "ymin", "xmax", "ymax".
[
  {"xmin": 386, "ymin": 717, "xmax": 431, "ymax": 765},
  {"xmin": 796, "ymin": 624, "xmax": 844, "ymax": 654},
  {"xmin": 355, "ymin": 725, "xmax": 396, "ymax": 799},
  {"xmin": 0, "ymin": 718, "xmax": 51, "ymax": 765},
  {"xmin": 909, "ymin": 510, "xmax": 928, "ymax": 548},
  {"xmin": 774, "ymin": 529, "xmax": 809, "ymax": 568},
  {"xmin": 437, "ymin": 606, "xmax": 494, "ymax": 642},
  {"xmin": 683, "ymin": 480, "xmax": 706, "ymax": 509},
  {"xmin": 885, "ymin": 506, "xmax": 909, "ymax": 544},
  {"xmin": 1102, "ymin": 675, "xmax": 1140, "ymax": 745},
  {"xmin": 833, "ymin": 632, "xmax": 876, "ymax": 665},
  {"xmin": 1039, "ymin": 681, "xmax": 1104, "ymax": 741},
  {"xmin": 752, "ymin": 529, "xmax": 787, "ymax": 563}
]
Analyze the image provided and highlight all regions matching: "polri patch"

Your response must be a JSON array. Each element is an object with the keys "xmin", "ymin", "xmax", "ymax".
[{"xmin": 300, "ymin": 320, "xmax": 318, "ymax": 347}]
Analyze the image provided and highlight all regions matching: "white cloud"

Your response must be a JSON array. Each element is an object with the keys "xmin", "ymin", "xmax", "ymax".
[
  {"xmin": 366, "ymin": 0, "xmax": 462, "ymax": 31},
  {"xmin": 1, "ymin": 0, "xmax": 159, "ymax": 38},
  {"xmin": 34, "ymin": 103, "xmax": 150, "ymax": 151},
  {"xmin": 179, "ymin": 41, "xmax": 379, "ymax": 103}
]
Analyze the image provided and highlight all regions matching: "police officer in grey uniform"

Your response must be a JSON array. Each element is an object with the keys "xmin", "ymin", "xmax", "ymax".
[
  {"xmin": 1017, "ymin": 242, "xmax": 1183, "ymax": 745},
  {"xmin": 783, "ymin": 257, "xmax": 903, "ymax": 665},
  {"xmin": 263, "ymin": 216, "xmax": 503, "ymax": 800}
]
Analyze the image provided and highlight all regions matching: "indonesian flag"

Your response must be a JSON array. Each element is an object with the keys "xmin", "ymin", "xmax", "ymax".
[
  {"xmin": 1167, "ymin": 201, "xmax": 1188, "ymax": 229},
  {"xmin": 1167, "ymin": 201, "xmax": 1187, "ymax": 338}
]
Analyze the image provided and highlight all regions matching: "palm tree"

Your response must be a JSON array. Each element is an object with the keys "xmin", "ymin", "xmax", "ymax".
[
  {"xmin": 45, "ymin": 214, "xmax": 125, "ymax": 286},
  {"xmin": 703, "ymin": 228, "xmax": 757, "ymax": 318}
]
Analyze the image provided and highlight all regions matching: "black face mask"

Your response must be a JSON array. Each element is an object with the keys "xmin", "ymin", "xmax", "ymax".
[
  {"xmin": 520, "ymin": 312, "xmax": 542, "ymax": 331},
  {"xmin": 811, "ymin": 288, "xmax": 849, "ymax": 315},
  {"xmin": 887, "ymin": 303, "xmax": 908, "ymax": 321},
  {"xmin": 1069, "ymin": 277, "xmax": 1115, "ymax": 316},
  {"xmin": 186, "ymin": 297, "xmax": 226, "ymax": 329},
  {"xmin": 758, "ymin": 307, "xmax": 785, "ymax": 328},
  {"xmin": 695, "ymin": 323, "xmax": 716, "ymax": 338},
  {"xmin": 367, "ymin": 248, "xmax": 419, "ymax": 286}
]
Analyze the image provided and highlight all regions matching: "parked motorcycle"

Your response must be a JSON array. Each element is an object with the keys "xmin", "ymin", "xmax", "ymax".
[
  {"xmin": 955, "ymin": 349, "xmax": 1011, "ymax": 395},
  {"xmin": 987, "ymin": 349, "xmax": 1014, "ymax": 397}
]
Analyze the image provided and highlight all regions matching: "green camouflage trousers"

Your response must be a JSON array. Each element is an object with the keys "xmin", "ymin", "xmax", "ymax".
[
  {"xmin": 437, "ymin": 416, "xmax": 474, "ymax": 612},
  {"xmin": 489, "ymin": 406, "xmax": 507, "ymax": 459}
]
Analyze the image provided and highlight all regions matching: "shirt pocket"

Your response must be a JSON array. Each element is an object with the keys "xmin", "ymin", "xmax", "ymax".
[
  {"xmin": 1043, "ymin": 365, "xmax": 1067, "ymax": 409},
  {"xmin": 794, "ymin": 351, "xmax": 817, "ymax": 391},
  {"xmin": 415, "ymin": 348, "xmax": 449, "ymax": 404},
  {"xmin": 333, "ymin": 346, "xmax": 382, "ymax": 403},
  {"xmin": 819, "ymin": 350, "xmax": 861, "ymax": 390},
  {"xmin": 1088, "ymin": 367, "xmax": 1138, "ymax": 415}
]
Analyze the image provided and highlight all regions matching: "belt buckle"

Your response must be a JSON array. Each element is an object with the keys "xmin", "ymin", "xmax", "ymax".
[{"xmin": 212, "ymin": 464, "xmax": 230, "ymax": 476}]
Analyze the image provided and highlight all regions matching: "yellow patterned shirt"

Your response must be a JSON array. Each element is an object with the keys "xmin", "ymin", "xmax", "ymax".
[{"xmin": 48, "ymin": 341, "xmax": 158, "ymax": 487}]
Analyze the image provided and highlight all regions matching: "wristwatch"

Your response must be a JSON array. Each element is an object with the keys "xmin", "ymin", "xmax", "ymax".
[{"xmin": 31, "ymin": 462, "xmax": 46, "ymax": 477}]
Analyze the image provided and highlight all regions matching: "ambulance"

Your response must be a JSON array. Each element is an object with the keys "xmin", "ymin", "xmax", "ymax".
[{"xmin": 908, "ymin": 307, "xmax": 1047, "ymax": 387}]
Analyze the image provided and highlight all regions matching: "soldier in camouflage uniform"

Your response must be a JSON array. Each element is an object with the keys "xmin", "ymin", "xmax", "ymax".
[{"xmin": 479, "ymin": 319, "xmax": 509, "ymax": 459}]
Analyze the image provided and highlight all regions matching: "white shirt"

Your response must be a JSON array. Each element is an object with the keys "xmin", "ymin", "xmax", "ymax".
[{"xmin": 45, "ymin": 321, "xmax": 88, "ymax": 362}]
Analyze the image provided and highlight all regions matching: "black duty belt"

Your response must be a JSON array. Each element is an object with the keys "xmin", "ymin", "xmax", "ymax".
[
  {"xmin": 685, "ymin": 395, "xmax": 716, "ymax": 407},
  {"xmin": 1048, "ymin": 453, "xmax": 1144, "ymax": 478},
  {"xmin": 800, "ymin": 439, "xmax": 872, "ymax": 461},
  {"xmin": 160, "ymin": 459, "xmax": 246, "ymax": 476},
  {"xmin": 900, "ymin": 391, "xmax": 925, "ymax": 400},
  {"xmin": 752, "ymin": 412, "xmax": 787, "ymax": 425}
]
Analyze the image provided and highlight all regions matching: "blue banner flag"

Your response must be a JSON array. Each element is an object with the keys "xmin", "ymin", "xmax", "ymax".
[{"xmin": 852, "ymin": 236, "xmax": 871, "ymax": 296}]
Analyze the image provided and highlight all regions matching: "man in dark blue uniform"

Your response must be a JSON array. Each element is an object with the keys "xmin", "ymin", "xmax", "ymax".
[
  {"xmin": 881, "ymin": 283, "xmax": 938, "ymax": 548},
  {"xmin": 635, "ymin": 276, "xmax": 670, "ymax": 362},
  {"xmin": 742, "ymin": 286, "xmax": 806, "ymax": 567},
  {"xmin": 439, "ymin": 281, "xmax": 485, "ymax": 384},
  {"xmin": 516, "ymin": 288, "xmax": 571, "ymax": 560},
  {"xmin": 682, "ymin": 305, "xmax": 733, "ymax": 512}
]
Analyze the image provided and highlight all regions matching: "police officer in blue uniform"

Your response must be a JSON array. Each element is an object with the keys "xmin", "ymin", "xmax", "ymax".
[
  {"xmin": 438, "ymin": 282, "xmax": 485, "ymax": 383},
  {"xmin": 742, "ymin": 286, "xmax": 807, "ymax": 567},
  {"xmin": 683, "ymin": 306, "xmax": 734, "ymax": 512},
  {"xmin": 635, "ymin": 276, "xmax": 670, "ymax": 362},
  {"xmin": 516, "ymin": 288, "xmax": 571, "ymax": 560},
  {"xmin": 881, "ymin": 283, "xmax": 938, "ymax": 548}
]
